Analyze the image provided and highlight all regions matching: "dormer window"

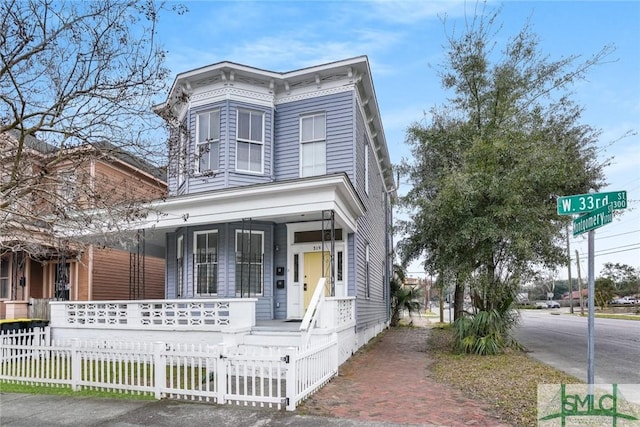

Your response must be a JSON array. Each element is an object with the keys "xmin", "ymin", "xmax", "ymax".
[
  {"xmin": 236, "ymin": 109, "xmax": 264, "ymax": 173},
  {"xmin": 196, "ymin": 109, "xmax": 220, "ymax": 173}
]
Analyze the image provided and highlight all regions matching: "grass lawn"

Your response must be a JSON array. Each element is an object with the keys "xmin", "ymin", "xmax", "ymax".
[{"xmin": 426, "ymin": 325, "xmax": 582, "ymax": 427}]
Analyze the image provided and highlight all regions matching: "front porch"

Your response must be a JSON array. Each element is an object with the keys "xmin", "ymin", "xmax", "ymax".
[
  {"xmin": 48, "ymin": 294, "xmax": 358, "ymax": 358},
  {"xmin": 1, "ymin": 288, "xmax": 379, "ymax": 411}
]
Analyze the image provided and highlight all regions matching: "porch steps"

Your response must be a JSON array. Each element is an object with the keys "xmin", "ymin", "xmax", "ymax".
[{"xmin": 243, "ymin": 329, "xmax": 302, "ymax": 347}]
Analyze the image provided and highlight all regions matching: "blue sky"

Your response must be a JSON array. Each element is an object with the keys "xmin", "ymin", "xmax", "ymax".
[{"xmin": 156, "ymin": 1, "xmax": 640, "ymax": 279}]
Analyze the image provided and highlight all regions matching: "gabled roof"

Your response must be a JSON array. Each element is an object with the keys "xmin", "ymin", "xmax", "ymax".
[
  {"xmin": 156, "ymin": 56, "xmax": 395, "ymax": 195},
  {"xmin": 3, "ymin": 129, "xmax": 166, "ymax": 183}
]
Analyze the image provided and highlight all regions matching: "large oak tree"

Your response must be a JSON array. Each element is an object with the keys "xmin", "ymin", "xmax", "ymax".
[{"xmin": 397, "ymin": 6, "xmax": 611, "ymax": 351}]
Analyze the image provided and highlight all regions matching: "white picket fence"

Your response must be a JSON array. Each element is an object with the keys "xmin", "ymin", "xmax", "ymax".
[{"xmin": 0, "ymin": 328, "xmax": 338, "ymax": 410}]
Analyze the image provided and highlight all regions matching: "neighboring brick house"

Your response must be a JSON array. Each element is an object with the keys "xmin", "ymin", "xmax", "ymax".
[
  {"xmin": 147, "ymin": 56, "xmax": 395, "ymax": 340},
  {"xmin": 0, "ymin": 130, "xmax": 167, "ymax": 319}
]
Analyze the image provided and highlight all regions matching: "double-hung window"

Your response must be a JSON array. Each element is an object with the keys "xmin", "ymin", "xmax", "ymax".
[
  {"xmin": 58, "ymin": 170, "xmax": 78, "ymax": 203},
  {"xmin": 364, "ymin": 143, "xmax": 369, "ymax": 194},
  {"xmin": 235, "ymin": 230, "xmax": 263, "ymax": 296},
  {"xmin": 300, "ymin": 113, "xmax": 326, "ymax": 177},
  {"xmin": 176, "ymin": 235, "xmax": 184, "ymax": 297},
  {"xmin": 177, "ymin": 128, "xmax": 187, "ymax": 187},
  {"xmin": 196, "ymin": 109, "xmax": 220, "ymax": 173},
  {"xmin": 194, "ymin": 231, "xmax": 218, "ymax": 295},
  {"xmin": 0, "ymin": 256, "xmax": 9, "ymax": 299},
  {"xmin": 236, "ymin": 109, "xmax": 264, "ymax": 173},
  {"xmin": 365, "ymin": 243, "xmax": 370, "ymax": 298}
]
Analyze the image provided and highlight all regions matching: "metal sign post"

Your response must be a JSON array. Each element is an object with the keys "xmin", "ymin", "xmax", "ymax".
[
  {"xmin": 587, "ymin": 229, "xmax": 595, "ymax": 388},
  {"xmin": 557, "ymin": 190, "xmax": 627, "ymax": 392}
]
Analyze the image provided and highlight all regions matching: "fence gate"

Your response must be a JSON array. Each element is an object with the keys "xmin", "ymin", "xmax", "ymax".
[
  {"xmin": 219, "ymin": 346, "xmax": 289, "ymax": 409},
  {"xmin": 28, "ymin": 298, "xmax": 52, "ymax": 320}
]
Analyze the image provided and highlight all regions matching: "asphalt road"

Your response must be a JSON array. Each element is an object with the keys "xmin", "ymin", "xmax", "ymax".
[{"xmin": 513, "ymin": 309, "xmax": 640, "ymax": 403}]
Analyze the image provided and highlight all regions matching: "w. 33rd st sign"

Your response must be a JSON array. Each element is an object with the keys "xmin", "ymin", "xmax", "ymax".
[{"xmin": 557, "ymin": 191, "xmax": 627, "ymax": 215}]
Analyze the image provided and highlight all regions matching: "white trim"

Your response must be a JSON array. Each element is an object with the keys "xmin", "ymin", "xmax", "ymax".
[
  {"xmin": 191, "ymin": 86, "xmax": 275, "ymax": 108},
  {"xmin": 195, "ymin": 109, "xmax": 221, "ymax": 174},
  {"xmin": 139, "ymin": 175, "xmax": 364, "ymax": 233},
  {"xmin": 299, "ymin": 112, "xmax": 326, "ymax": 177},
  {"xmin": 234, "ymin": 229, "xmax": 264, "ymax": 297},
  {"xmin": 276, "ymin": 85, "xmax": 353, "ymax": 105},
  {"xmin": 364, "ymin": 143, "xmax": 369, "ymax": 195},
  {"xmin": 193, "ymin": 230, "xmax": 219, "ymax": 296},
  {"xmin": 235, "ymin": 109, "xmax": 265, "ymax": 174},
  {"xmin": 285, "ymin": 221, "xmax": 348, "ymax": 318}
]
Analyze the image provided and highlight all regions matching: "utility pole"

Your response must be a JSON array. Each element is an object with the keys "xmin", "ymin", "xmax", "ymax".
[
  {"xmin": 566, "ymin": 224, "xmax": 574, "ymax": 314},
  {"xmin": 575, "ymin": 250, "xmax": 584, "ymax": 316}
]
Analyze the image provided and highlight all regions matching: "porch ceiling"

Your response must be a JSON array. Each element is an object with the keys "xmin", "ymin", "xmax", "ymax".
[{"xmin": 139, "ymin": 173, "xmax": 364, "ymax": 241}]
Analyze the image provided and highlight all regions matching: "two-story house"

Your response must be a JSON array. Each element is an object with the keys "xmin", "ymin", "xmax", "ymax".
[
  {"xmin": 0, "ymin": 130, "xmax": 167, "ymax": 319},
  {"xmin": 148, "ymin": 56, "xmax": 395, "ymax": 341}
]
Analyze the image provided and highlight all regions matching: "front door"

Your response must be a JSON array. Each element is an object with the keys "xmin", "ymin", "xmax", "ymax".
[{"xmin": 303, "ymin": 251, "xmax": 329, "ymax": 310}]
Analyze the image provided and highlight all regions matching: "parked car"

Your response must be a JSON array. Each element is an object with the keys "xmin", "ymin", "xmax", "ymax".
[
  {"xmin": 546, "ymin": 300, "xmax": 560, "ymax": 309},
  {"xmin": 612, "ymin": 296, "xmax": 637, "ymax": 305},
  {"xmin": 535, "ymin": 301, "xmax": 548, "ymax": 309}
]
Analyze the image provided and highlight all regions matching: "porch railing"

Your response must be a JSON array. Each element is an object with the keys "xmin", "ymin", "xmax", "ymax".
[
  {"xmin": 49, "ymin": 299, "xmax": 257, "ymax": 331},
  {"xmin": 299, "ymin": 278, "xmax": 326, "ymax": 347}
]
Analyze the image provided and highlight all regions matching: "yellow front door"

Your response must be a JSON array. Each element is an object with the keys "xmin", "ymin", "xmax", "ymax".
[{"xmin": 303, "ymin": 251, "xmax": 330, "ymax": 310}]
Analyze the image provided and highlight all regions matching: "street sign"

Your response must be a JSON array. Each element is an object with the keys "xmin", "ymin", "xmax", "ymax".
[
  {"xmin": 557, "ymin": 191, "xmax": 626, "ymax": 215},
  {"xmin": 572, "ymin": 203, "xmax": 613, "ymax": 236}
]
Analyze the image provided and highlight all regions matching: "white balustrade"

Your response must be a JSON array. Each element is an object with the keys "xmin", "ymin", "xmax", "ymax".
[{"xmin": 49, "ymin": 299, "xmax": 257, "ymax": 331}]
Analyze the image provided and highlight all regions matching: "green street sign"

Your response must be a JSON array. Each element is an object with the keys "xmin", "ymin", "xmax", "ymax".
[
  {"xmin": 573, "ymin": 203, "xmax": 613, "ymax": 236},
  {"xmin": 557, "ymin": 191, "xmax": 627, "ymax": 215}
]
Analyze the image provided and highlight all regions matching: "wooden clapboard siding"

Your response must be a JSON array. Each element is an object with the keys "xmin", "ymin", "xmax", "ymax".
[
  {"xmin": 28, "ymin": 260, "xmax": 44, "ymax": 299},
  {"xmin": 274, "ymin": 90, "xmax": 355, "ymax": 182},
  {"xmin": 76, "ymin": 253, "xmax": 90, "ymax": 301},
  {"xmin": 353, "ymin": 106, "xmax": 389, "ymax": 332},
  {"xmin": 91, "ymin": 248, "xmax": 165, "ymax": 300}
]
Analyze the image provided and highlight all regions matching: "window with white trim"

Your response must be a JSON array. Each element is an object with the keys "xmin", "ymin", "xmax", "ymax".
[
  {"xmin": 177, "ymin": 128, "xmax": 187, "ymax": 187},
  {"xmin": 300, "ymin": 113, "xmax": 326, "ymax": 177},
  {"xmin": 58, "ymin": 170, "xmax": 78, "ymax": 203},
  {"xmin": 236, "ymin": 109, "xmax": 264, "ymax": 173},
  {"xmin": 364, "ymin": 143, "xmax": 369, "ymax": 194},
  {"xmin": 194, "ymin": 230, "xmax": 218, "ymax": 295},
  {"xmin": 176, "ymin": 235, "xmax": 184, "ymax": 297},
  {"xmin": 235, "ymin": 230, "xmax": 263, "ymax": 296},
  {"xmin": 196, "ymin": 109, "xmax": 220, "ymax": 173},
  {"xmin": 0, "ymin": 256, "xmax": 10, "ymax": 299},
  {"xmin": 365, "ymin": 243, "xmax": 370, "ymax": 298}
]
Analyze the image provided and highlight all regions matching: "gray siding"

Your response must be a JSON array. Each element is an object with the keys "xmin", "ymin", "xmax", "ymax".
[
  {"xmin": 274, "ymin": 91, "xmax": 355, "ymax": 181},
  {"xmin": 165, "ymin": 222, "xmax": 275, "ymax": 320},
  {"xmin": 353, "ymin": 107, "xmax": 390, "ymax": 331},
  {"xmin": 167, "ymin": 100, "xmax": 273, "ymax": 196},
  {"xmin": 273, "ymin": 223, "xmax": 288, "ymax": 319},
  {"xmin": 227, "ymin": 100, "xmax": 273, "ymax": 187}
]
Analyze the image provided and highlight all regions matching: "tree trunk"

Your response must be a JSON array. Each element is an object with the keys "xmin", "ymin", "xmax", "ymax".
[{"xmin": 454, "ymin": 274, "xmax": 465, "ymax": 321}]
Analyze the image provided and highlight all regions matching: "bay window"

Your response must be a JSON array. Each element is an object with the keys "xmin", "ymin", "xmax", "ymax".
[
  {"xmin": 236, "ymin": 109, "xmax": 264, "ymax": 173},
  {"xmin": 196, "ymin": 109, "xmax": 220, "ymax": 173}
]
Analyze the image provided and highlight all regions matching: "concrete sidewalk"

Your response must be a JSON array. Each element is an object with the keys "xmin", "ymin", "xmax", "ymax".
[
  {"xmin": 1, "ymin": 323, "xmax": 506, "ymax": 427},
  {"xmin": 0, "ymin": 392, "xmax": 410, "ymax": 427}
]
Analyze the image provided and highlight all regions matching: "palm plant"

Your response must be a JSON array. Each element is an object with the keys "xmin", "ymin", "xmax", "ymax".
[{"xmin": 390, "ymin": 265, "xmax": 423, "ymax": 326}]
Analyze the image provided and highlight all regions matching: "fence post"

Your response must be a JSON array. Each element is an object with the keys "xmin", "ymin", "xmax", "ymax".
[
  {"xmin": 71, "ymin": 339, "xmax": 81, "ymax": 391},
  {"xmin": 331, "ymin": 332, "xmax": 339, "ymax": 377},
  {"xmin": 285, "ymin": 347, "xmax": 296, "ymax": 411},
  {"xmin": 44, "ymin": 326, "xmax": 51, "ymax": 346},
  {"xmin": 153, "ymin": 342, "xmax": 165, "ymax": 400},
  {"xmin": 217, "ymin": 344, "xmax": 228, "ymax": 405}
]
